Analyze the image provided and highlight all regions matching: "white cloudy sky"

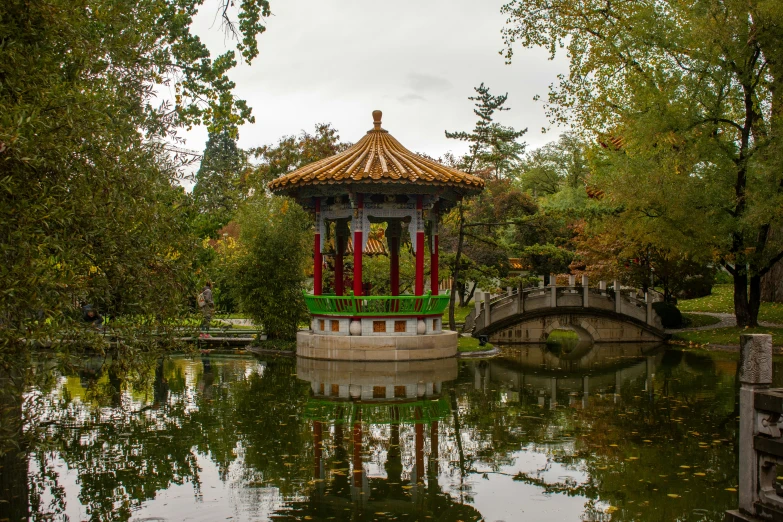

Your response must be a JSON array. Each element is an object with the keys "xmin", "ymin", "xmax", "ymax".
[{"xmin": 176, "ymin": 0, "xmax": 569, "ymax": 164}]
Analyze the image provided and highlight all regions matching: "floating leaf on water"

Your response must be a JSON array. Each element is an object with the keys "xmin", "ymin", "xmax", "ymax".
[
  {"xmin": 680, "ymin": 465, "xmax": 691, "ymax": 469},
  {"xmin": 693, "ymin": 473, "xmax": 706, "ymax": 477},
  {"xmin": 606, "ymin": 506, "xmax": 618, "ymax": 514},
  {"xmin": 609, "ymin": 444, "xmax": 619, "ymax": 447},
  {"xmin": 643, "ymin": 440, "xmax": 652, "ymax": 443},
  {"xmin": 667, "ymin": 494, "xmax": 680, "ymax": 498},
  {"xmin": 725, "ymin": 488, "xmax": 737, "ymax": 492}
]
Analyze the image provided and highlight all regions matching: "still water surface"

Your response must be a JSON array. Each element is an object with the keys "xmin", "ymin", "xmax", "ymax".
[{"xmin": 12, "ymin": 344, "xmax": 762, "ymax": 521}]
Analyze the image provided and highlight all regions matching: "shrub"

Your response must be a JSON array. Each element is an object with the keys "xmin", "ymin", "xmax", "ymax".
[
  {"xmin": 653, "ymin": 301, "xmax": 683, "ymax": 328},
  {"xmin": 232, "ymin": 196, "xmax": 311, "ymax": 340}
]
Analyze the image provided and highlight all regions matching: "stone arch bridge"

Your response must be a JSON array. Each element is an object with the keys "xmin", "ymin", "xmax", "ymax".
[{"xmin": 464, "ymin": 277, "xmax": 669, "ymax": 344}]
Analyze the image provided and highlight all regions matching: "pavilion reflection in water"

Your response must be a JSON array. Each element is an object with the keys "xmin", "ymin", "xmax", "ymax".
[{"xmin": 273, "ymin": 358, "xmax": 482, "ymax": 521}]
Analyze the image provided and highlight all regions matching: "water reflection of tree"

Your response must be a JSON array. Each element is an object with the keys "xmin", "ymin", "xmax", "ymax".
[
  {"xmin": 450, "ymin": 350, "xmax": 741, "ymax": 521},
  {"xmin": 9, "ymin": 348, "xmax": 758, "ymax": 521}
]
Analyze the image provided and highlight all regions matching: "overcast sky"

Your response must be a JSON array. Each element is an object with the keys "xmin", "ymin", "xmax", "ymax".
[{"xmin": 177, "ymin": 0, "xmax": 569, "ymax": 166}]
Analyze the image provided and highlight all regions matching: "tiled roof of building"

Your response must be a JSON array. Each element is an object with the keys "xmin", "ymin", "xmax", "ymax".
[
  {"xmin": 346, "ymin": 237, "xmax": 387, "ymax": 256},
  {"xmin": 508, "ymin": 258, "xmax": 525, "ymax": 271},
  {"xmin": 268, "ymin": 111, "xmax": 485, "ymax": 195}
]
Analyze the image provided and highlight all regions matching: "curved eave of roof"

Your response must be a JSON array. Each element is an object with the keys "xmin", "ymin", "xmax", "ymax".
[{"xmin": 268, "ymin": 114, "xmax": 484, "ymax": 197}]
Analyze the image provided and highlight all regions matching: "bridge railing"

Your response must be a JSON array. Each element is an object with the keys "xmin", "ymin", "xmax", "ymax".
[{"xmin": 466, "ymin": 276, "xmax": 664, "ymax": 334}]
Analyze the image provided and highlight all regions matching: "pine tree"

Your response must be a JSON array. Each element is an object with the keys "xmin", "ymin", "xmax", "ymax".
[
  {"xmin": 445, "ymin": 83, "xmax": 527, "ymax": 178},
  {"xmin": 192, "ymin": 130, "xmax": 249, "ymax": 238}
]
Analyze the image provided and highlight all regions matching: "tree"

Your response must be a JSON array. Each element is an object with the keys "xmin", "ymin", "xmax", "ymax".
[
  {"xmin": 231, "ymin": 196, "xmax": 311, "ymax": 340},
  {"xmin": 251, "ymin": 123, "xmax": 350, "ymax": 189},
  {"xmin": 761, "ymin": 227, "xmax": 783, "ymax": 302},
  {"xmin": 192, "ymin": 130, "xmax": 250, "ymax": 239},
  {"xmin": 501, "ymin": 0, "xmax": 783, "ymax": 326},
  {"xmin": 519, "ymin": 133, "xmax": 588, "ymax": 196},
  {"xmin": 444, "ymin": 85, "xmax": 529, "ymax": 329},
  {"xmin": 0, "ymin": 0, "xmax": 273, "ymax": 357},
  {"xmin": 445, "ymin": 83, "xmax": 527, "ymax": 179}
]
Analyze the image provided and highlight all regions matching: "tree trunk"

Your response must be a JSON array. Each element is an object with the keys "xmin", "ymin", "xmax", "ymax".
[
  {"xmin": 448, "ymin": 205, "xmax": 465, "ymax": 331},
  {"xmin": 761, "ymin": 228, "xmax": 783, "ymax": 302},
  {"xmin": 733, "ymin": 272, "xmax": 755, "ymax": 327},
  {"xmin": 457, "ymin": 281, "xmax": 466, "ymax": 307},
  {"xmin": 750, "ymin": 273, "xmax": 762, "ymax": 326},
  {"xmin": 761, "ymin": 260, "xmax": 783, "ymax": 302},
  {"xmin": 466, "ymin": 282, "xmax": 478, "ymax": 305}
]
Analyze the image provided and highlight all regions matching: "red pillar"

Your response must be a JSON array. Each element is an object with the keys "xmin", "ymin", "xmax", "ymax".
[
  {"xmin": 415, "ymin": 196, "xmax": 425, "ymax": 296},
  {"xmin": 335, "ymin": 235, "xmax": 344, "ymax": 296},
  {"xmin": 313, "ymin": 420, "xmax": 322, "ymax": 479},
  {"xmin": 353, "ymin": 195, "xmax": 364, "ymax": 296},
  {"xmin": 390, "ymin": 230, "xmax": 400, "ymax": 297},
  {"xmin": 430, "ymin": 204, "xmax": 439, "ymax": 295},
  {"xmin": 352, "ymin": 412, "xmax": 363, "ymax": 487},
  {"xmin": 415, "ymin": 408, "xmax": 424, "ymax": 484},
  {"xmin": 313, "ymin": 198, "xmax": 322, "ymax": 295}
]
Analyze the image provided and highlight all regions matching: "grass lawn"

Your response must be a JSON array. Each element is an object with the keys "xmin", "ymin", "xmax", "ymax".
[
  {"xmin": 443, "ymin": 304, "xmax": 474, "ymax": 324},
  {"xmin": 458, "ymin": 336, "xmax": 494, "ymax": 353},
  {"xmin": 672, "ymin": 326, "xmax": 783, "ymax": 347},
  {"xmin": 681, "ymin": 313, "xmax": 722, "ymax": 328},
  {"xmin": 677, "ymin": 284, "xmax": 783, "ymax": 323}
]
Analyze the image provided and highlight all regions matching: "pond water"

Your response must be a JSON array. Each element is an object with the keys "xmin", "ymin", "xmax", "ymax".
[{"xmin": 3, "ymin": 344, "xmax": 768, "ymax": 521}]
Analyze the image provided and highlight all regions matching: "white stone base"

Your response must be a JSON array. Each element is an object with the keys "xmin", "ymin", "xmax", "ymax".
[{"xmin": 297, "ymin": 330, "xmax": 458, "ymax": 361}]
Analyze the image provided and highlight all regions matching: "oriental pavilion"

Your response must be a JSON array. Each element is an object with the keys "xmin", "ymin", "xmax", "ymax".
[{"xmin": 268, "ymin": 111, "xmax": 484, "ymax": 360}]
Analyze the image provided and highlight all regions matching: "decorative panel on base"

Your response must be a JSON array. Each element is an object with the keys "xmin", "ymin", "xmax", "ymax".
[{"xmin": 296, "ymin": 330, "xmax": 458, "ymax": 361}]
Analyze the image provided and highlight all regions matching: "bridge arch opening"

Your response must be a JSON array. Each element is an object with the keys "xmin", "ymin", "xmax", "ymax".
[{"xmin": 545, "ymin": 328, "xmax": 593, "ymax": 359}]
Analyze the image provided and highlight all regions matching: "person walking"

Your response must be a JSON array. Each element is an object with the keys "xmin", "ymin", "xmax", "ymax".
[{"xmin": 198, "ymin": 282, "xmax": 215, "ymax": 338}]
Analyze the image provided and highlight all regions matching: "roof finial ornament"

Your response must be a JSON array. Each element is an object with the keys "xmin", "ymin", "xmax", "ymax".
[{"xmin": 372, "ymin": 110, "xmax": 382, "ymax": 130}]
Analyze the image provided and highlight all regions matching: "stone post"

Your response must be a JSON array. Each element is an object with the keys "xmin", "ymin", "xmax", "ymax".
[
  {"xmin": 582, "ymin": 275, "xmax": 589, "ymax": 308},
  {"xmin": 738, "ymin": 334, "xmax": 773, "ymax": 516},
  {"xmin": 599, "ymin": 280, "xmax": 607, "ymax": 296},
  {"xmin": 484, "ymin": 292, "xmax": 491, "ymax": 328},
  {"xmin": 613, "ymin": 280, "xmax": 621, "ymax": 313},
  {"xmin": 646, "ymin": 292, "xmax": 653, "ymax": 325},
  {"xmin": 568, "ymin": 275, "xmax": 576, "ymax": 291},
  {"xmin": 582, "ymin": 375, "xmax": 589, "ymax": 409},
  {"xmin": 550, "ymin": 274, "xmax": 557, "ymax": 308},
  {"xmin": 474, "ymin": 290, "xmax": 482, "ymax": 315},
  {"xmin": 507, "ymin": 286, "xmax": 513, "ymax": 297},
  {"xmin": 517, "ymin": 285, "xmax": 524, "ymax": 314}
]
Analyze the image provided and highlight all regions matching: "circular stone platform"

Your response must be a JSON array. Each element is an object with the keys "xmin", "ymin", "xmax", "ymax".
[{"xmin": 296, "ymin": 330, "xmax": 458, "ymax": 361}]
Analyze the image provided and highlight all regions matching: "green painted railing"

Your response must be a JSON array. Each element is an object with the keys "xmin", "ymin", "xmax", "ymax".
[
  {"xmin": 303, "ymin": 291, "xmax": 450, "ymax": 316},
  {"xmin": 304, "ymin": 398, "xmax": 450, "ymax": 425}
]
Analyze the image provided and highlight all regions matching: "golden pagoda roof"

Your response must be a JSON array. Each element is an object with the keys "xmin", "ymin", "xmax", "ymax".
[{"xmin": 268, "ymin": 111, "xmax": 484, "ymax": 197}]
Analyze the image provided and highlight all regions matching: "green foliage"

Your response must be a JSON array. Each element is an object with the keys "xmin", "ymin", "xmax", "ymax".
[
  {"xmin": 678, "ymin": 284, "xmax": 783, "ymax": 324},
  {"xmin": 501, "ymin": 0, "xmax": 783, "ymax": 325},
  {"xmin": 681, "ymin": 313, "xmax": 722, "ymax": 328},
  {"xmin": 520, "ymin": 133, "xmax": 588, "ymax": 196},
  {"xmin": 232, "ymin": 196, "xmax": 310, "ymax": 340},
  {"xmin": 457, "ymin": 336, "xmax": 494, "ymax": 352},
  {"xmin": 192, "ymin": 130, "xmax": 250, "ymax": 239},
  {"xmin": 673, "ymin": 326, "xmax": 783, "ymax": 346},
  {"xmin": 252, "ymin": 123, "xmax": 349, "ymax": 189},
  {"xmin": 653, "ymin": 301, "xmax": 684, "ymax": 328},
  {"xmin": 0, "ymin": 0, "xmax": 272, "ymax": 356},
  {"xmin": 363, "ymin": 247, "xmax": 419, "ymax": 295},
  {"xmin": 518, "ymin": 243, "xmax": 573, "ymax": 277},
  {"xmin": 445, "ymin": 83, "xmax": 527, "ymax": 178}
]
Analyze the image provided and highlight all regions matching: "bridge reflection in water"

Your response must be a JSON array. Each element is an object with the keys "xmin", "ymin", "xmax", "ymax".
[{"xmin": 475, "ymin": 342, "xmax": 666, "ymax": 411}]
